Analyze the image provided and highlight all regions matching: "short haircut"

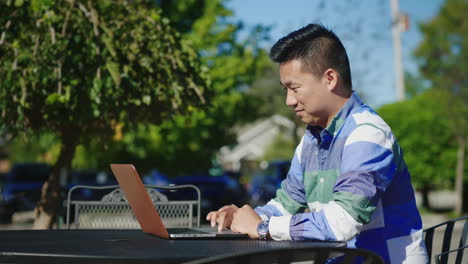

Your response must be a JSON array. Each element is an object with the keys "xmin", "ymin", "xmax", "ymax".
[{"xmin": 270, "ymin": 24, "xmax": 352, "ymax": 90}]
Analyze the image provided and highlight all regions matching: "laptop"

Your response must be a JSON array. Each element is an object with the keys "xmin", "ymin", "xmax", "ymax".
[{"xmin": 110, "ymin": 164, "xmax": 247, "ymax": 239}]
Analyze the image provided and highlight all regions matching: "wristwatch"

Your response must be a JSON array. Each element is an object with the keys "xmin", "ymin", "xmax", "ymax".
[{"xmin": 257, "ymin": 219, "xmax": 270, "ymax": 240}]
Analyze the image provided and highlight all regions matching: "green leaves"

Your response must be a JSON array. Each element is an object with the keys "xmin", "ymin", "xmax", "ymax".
[
  {"xmin": 45, "ymin": 93, "xmax": 64, "ymax": 104},
  {"xmin": 0, "ymin": 0, "xmax": 209, "ymax": 135},
  {"xmin": 105, "ymin": 61, "xmax": 120, "ymax": 86},
  {"xmin": 1, "ymin": 0, "xmax": 270, "ymax": 178},
  {"xmin": 102, "ymin": 36, "xmax": 117, "ymax": 58},
  {"xmin": 413, "ymin": 0, "xmax": 468, "ymax": 201},
  {"xmin": 14, "ymin": 0, "xmax": 24, "ymax": 7},
  {"xmin": 142, "ymin": 95, "xmax": 151, "ymax": 105},
  {"xmin": 378, "ymin": 89, "xmax": 457, "ymax": 190},
  {"xmin": 415, "ymin": 0, "xmax": 468, "ymax": 101}
]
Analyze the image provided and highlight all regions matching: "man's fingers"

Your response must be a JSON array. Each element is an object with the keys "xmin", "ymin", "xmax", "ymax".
[
  {"xmin": 217, "ymin": 212, "xmax": 227, "ymax": 232},
  {"xmin": 206, "ymin": 205, "xmax": 239, "ymax": 230},
  {"xmin": 206, "ymin": 211, "xmax": 213, "ymax": 221},
  {"xmin": 217, "ymin": 216, "xmax": 224, "ymax": 232},
  {"xmin": 210, "ymin": 212, "xmax": 218, "ymax": 227},
  {"xmin": 230, "ymin": 215, "xmax": 239, "ymax": 233}
]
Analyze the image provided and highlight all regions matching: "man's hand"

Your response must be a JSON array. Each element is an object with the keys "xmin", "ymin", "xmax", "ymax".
[
  {"xmin": 230, "ymin": 205, "xmax": 262, "ymax": 239},
  {"xmin": 206, "ymin": 204, "xmax": 239, "ymax": 232}
]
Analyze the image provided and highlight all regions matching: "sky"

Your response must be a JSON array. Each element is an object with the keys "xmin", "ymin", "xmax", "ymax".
[{"xmin": 227, "ymin": 0, "xmax": 445, "ymax": 108}]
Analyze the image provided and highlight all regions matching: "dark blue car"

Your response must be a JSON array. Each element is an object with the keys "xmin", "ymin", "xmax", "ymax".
[
  {"xmin": 248, "ymin": 160, "xmax": 291, "ymax": 207},
  {"xmin": 143, "ymin": 170, "xmax": 247, "ymax": 218},
  {"xmin": 0, "ymin": 163, "xmax": 50, "ymax": 223},
  {"xmin": 64, "ymin": 169, "xmax": 118, "ymax": 202},
  {"xmin": 0, "ymin": 163, "xmax": 116, "ymax": 223}
]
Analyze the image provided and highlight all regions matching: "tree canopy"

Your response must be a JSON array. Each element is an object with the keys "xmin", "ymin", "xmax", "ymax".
[
  {"xmin": 413, "ymin": 0, "xmax": 468, "ymax": 214},
  {"xmin": 378, "ymin": 90, "xmax": 456, "ymax": 190},
  {"xmin": 3, "ymin": 0, "xmax": 271, "ymax": 177},
  {"xmin": 64, "ymin": 0, "xmax": 271, "ymax": 176},
  {"xmin": 0, "ymin": 0, "xmax": 210, "ymax": 228},
  {"xmin": 0, "ymin": 0, "xmax": 208, "ymax": 136}
]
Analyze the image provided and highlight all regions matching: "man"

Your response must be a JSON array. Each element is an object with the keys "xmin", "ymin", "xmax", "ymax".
[{"xmin": 207, "ymin": 24, "xmax": 427, "ymax": 263}]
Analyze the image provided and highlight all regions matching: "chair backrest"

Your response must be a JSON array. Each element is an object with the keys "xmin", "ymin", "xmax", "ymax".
[
  {"xmin": 423, "ymin": 215, "xmax": 468, "ymax": 264},
  {"xmin": 183, "ymin": 246, "xmax": 384, "ymax": 264},
  {"xmin": 65, "ymin": 184, "xmax": 201, "ymax": 229},
  {"xmin": 434, "ymin": 245, "xmax": 467, "ymax": 264}
]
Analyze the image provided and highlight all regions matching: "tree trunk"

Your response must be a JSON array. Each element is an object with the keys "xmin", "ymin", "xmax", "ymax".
[
  {"xmin": 454, "ymin": 136, "xmax": 466, "ymax": 215},
  {"xmin": 33, "ymin": 132, "xmax": 78, "ymax": 229},
  {"xmin": 421, "ymin": 185, "xmax": 431, "ymax": 210}
]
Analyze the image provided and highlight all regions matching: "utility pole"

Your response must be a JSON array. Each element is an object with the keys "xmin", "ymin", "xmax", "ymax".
[{"xmin": 390, "ymin": 0, "xmax": 408, "ymax": 101}]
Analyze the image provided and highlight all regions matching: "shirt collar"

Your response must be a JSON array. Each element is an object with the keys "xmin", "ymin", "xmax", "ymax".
[{"xmin": 307, "ymin": 91, "xmax": 364, "ymax": 138}]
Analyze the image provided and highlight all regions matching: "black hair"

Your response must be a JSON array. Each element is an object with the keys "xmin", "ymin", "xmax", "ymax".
[{"xmin": 270, "ymin": 23, "xmax": 352, "ymax": 90}]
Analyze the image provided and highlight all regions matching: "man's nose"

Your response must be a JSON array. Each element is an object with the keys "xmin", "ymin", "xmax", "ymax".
[{"xmin": 286, "ymin": 89, "xmax": 297, "ymax": 107}]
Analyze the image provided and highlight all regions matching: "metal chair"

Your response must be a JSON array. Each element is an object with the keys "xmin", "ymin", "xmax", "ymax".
[
  {"xmin": 183, "ymin": 246, "xmax": 385, "ymax": 264},
  {"xmin": 65, "ymin": 184, "xmax": 200, "ymax": 229},
  {"xmin": 423, "ymin": 215, "xmax": 468, "ymax": 264},
  {"xmin": 434, "ymin": 245, "xmax": 467, "ymax": 264}
]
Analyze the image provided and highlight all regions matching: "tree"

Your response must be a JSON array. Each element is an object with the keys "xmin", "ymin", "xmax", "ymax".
[
  {"xmin": 404, "ymin": 71, "xmax": 429, "ymax": 99},
  {"xmin": 0, "ymin": 0, "xmax": 209, "ymax": 228},
  {"xmin": 414, "ymin": 0, "xmax": 468, "ymax": 215},
  {"xmin": 67, "ymin": 0, "xmax": 271, "ymax": 176},
  {"xmin": 4, "ymin": 0, "xmax": 271, "ymax": 178},
  {"xmin": 378, "ymin": 89, "xmax": 457, "ymax": 209}
]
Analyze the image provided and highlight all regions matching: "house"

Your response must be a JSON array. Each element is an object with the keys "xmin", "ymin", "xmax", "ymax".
[{"xmin": 218, "ymin": 115, "xmax": 295, "ymax": 172}]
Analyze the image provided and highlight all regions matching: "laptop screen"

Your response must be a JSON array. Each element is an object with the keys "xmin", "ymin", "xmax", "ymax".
[{"xmin": 110, "ymin": 164, "xmax": 169, "ymax": 238}]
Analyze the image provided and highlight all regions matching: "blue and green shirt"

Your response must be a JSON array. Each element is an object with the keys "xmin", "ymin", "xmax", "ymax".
[{"xmin": 255, "ymin": 93, "xmax": 427, "ymax": 263}]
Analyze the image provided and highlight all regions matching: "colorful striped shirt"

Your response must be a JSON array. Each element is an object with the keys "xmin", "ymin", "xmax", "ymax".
[{"xmin": 255, "ymin": 92, "xmax": 428, "ymax": 263}]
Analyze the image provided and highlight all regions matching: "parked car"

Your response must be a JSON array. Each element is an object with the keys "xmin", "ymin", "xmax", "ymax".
[
  {"xmin": 0, "ymin": 163, "xmax": 51, "ymax": 223},
  {"xmin": 248, "ymin": 160, "xmax": 291, "ymax": 207},
  {"xmin": 143, "ymin": 170, "xmax": 247, "ymax": 218},
  {"xmin": 142, "ymin": 169, "xmax": 173, "ymax": 187},
  {"xmin": 0, "ymin": 163, "xmax": 116, "ymax": 223},
  {"xmin": 64, "ymin": 169, "xmax": 118, "ymax": 201}
]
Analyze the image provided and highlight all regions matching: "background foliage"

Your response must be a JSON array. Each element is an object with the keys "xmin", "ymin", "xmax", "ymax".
[
  {"xmin": 378, "ymin": 89, "xmax": 457, "ymax": 191},
  {"xmin": 0, "ymin": 0, "xmax": 208, "ymax": 136},
  {"xmin": 413, "ymin": 0, "xmax": 468, "ymax": 213},
  {"xmin": 0, "ymin": 0, "xmax": 212, "ymax": 227},
  {"xmin": 4, "ymin": 0, "xmax": 271, "ymax": 177}
]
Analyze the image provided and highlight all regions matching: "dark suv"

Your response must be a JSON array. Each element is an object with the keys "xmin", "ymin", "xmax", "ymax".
[
  {"xmin": 143, "ymin": 170, "xmax": 248, "ymax": 218},
  {"xmin": 0, "ymin": 163, "xmax": 51, "ymax": 223},
  {"xmin": 0, "ymin": 163, "xmax": 115, "ymax": 223},
  {"xmin": 247, "ymin": 160, "xmax": 291, "ymax": 207}
]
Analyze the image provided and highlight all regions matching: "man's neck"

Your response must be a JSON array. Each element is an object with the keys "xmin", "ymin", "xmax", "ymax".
[{"xmin": 324, "ymin": 90, "xmax": 352, "ymax": 129}]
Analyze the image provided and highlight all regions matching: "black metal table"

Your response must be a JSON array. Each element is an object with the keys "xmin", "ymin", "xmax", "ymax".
[{"xmin": 0, "ymin": 229, "xmax": 345, "ymax": 264}]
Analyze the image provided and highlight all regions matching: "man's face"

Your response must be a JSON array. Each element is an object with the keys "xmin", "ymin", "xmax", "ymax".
[{"xmin": 280, "ymin": 59, "xmax": 330, "ymax": 127}]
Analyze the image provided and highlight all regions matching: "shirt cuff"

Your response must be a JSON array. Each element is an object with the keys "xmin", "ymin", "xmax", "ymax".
[
  {"xmin": 259, "ymin": 214, "xmax": 269, "ymax": 221},
  {"xmin": 269, "ymin": 215, "xmax": 292, "ymax": 240}
]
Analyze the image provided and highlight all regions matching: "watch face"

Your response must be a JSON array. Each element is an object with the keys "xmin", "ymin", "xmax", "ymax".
[
  {"xmin": 258, "ymin": 220, "xmax": 269, "ymax": 238},
  {"xmin": 259, "ymin": 221, "xmax": 269, "ymax": 232}
]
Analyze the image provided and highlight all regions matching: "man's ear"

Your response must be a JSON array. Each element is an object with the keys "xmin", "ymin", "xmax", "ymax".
[{"xmin": 323, "ymin": 68, "xmax": 338, "ymax": 91}]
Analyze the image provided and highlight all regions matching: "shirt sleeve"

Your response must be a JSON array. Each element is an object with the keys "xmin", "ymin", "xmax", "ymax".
[
  {"xmin": 325, "ymin": 122, "xmax": 397, "ymax": 241},
  {"xmin": 268, "ymin": 122, "xmax": 398, "ymax": 241}
]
